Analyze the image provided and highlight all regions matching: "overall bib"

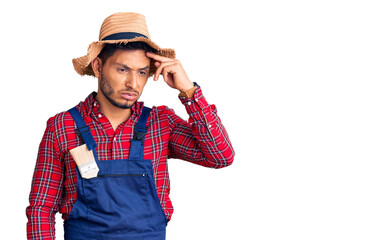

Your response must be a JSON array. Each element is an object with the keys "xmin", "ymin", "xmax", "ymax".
[{"xmin": 64, "ymin": 106, "xmax": 167, "ymax": 240}]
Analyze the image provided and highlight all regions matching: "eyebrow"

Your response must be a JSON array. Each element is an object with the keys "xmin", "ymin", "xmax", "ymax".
[{"xmin": 115, "ymin": 63, "xmax": 150, "ymax": 71}]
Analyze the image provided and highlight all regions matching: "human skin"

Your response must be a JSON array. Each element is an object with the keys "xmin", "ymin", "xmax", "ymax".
[{"xmin": 90, "ymin": 49, "xmax": 193, "ymax": 130}]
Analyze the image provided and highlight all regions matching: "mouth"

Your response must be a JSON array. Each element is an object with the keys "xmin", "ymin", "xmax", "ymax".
[{"xmin": 120, "ymin": 92, "xmax": 138, "ymax": 101}]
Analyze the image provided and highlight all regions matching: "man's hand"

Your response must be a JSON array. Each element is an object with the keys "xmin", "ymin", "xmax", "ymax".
[{"xmin": 146, "ymin": 52, "xmax": 194, "ymax": 92}]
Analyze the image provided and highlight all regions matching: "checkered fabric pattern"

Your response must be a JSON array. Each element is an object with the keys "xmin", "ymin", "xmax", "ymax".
[{"xmin": 26, "ymin": 86, "xmax": 234, "ymax": 239}]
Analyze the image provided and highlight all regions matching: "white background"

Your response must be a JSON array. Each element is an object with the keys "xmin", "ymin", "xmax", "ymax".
[{"xmin": 0, "ymin": 0, "xmax": 390, "ymax": 239}]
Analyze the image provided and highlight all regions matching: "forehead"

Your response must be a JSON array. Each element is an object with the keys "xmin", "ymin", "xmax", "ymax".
[{"xmin": 107, "ymin": 49, "xmax": 150, "ymax": 67}]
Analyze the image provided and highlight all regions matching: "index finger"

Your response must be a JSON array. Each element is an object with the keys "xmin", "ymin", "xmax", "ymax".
[{"xmin": 146, "ymin": 51, "xmax": 172, "ymax": 63}]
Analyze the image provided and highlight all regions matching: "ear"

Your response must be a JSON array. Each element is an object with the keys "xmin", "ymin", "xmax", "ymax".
[{"xmin": 91, "ymin": 57, "xmax": 103, "ymax": 78}]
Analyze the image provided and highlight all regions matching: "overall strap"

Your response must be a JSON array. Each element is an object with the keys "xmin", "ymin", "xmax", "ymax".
[
  {"xmin": 129, "ymin": 106, "xmax": 151, "ymax": 160},
  {"xmin": 68, "ymin": 107, "xmax": 97, "ymax": 151}
]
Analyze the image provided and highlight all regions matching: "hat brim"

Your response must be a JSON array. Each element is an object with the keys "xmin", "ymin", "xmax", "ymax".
[{"xmin": 72, "ymin": 37, "xmax": 176, "ymax": 78}]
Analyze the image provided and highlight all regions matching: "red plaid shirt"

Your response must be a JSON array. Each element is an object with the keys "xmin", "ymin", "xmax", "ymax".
[{"xmin": 26, "ymin": 86, "xmax": 234, "ymax": 239}]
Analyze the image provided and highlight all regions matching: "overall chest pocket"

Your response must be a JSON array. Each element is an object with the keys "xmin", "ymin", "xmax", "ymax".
[{"xmin": 83, "ymin": 173, "xmax": 150, "ymax": 233}]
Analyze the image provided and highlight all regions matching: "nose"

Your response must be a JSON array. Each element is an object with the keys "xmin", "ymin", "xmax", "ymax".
[{"xmin": 125, "ymin": 71, "xmax": 138, "ymax": 89}]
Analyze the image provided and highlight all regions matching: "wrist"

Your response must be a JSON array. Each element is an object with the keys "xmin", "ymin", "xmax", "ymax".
[
  {"xmin": 178, "ymin": 82, "xmax": 195, "ymax": 92},
  {"xmin": 179, "ymin": 82, "xmax": 198, "ymax": 99}
]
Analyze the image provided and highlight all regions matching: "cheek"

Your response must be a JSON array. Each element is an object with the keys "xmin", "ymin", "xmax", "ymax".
[
  {"xmin": 140, "ymin": 76, "xmax": 149, "ymax": 87},
  {"xmin": 107, "ymin": 69, "xmax": 127, "ymax": 86}
]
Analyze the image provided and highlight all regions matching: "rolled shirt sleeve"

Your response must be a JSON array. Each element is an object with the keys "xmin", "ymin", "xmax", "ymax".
[
  {"xmin": 168, "ymin": 85, "xmax": 235, "ymax": 168},
  {"xmin": 26, "ymin": 117, "xmax": 63, "ymax": 240}
]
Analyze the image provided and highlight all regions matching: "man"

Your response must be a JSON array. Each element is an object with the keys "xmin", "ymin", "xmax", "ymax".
[{"xmin": 26, "ymin": 12, "xmax": 234, "ymax": 240}]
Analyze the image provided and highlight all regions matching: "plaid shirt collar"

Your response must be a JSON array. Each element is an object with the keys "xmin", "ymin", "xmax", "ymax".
[{"xmin": 80, "ymin": 91, "xmax": 144, "ymax": 119}]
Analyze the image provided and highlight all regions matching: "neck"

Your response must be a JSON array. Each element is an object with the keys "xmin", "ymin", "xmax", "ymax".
[{"xmin": 95, "ymin": 92, "xmax": 133, "ymax": 131}]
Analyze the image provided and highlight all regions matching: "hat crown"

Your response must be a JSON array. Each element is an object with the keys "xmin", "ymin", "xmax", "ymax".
[{"xmin": 99, "ymin": 12, "xmax": 151, "ymax": 41}]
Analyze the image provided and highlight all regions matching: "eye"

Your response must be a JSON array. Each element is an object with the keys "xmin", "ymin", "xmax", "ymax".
[
  {"xmin": 139, "ymin": 71, "xmax": 147, "ymax": 75},
  {"xmin": 118, "ymin": 68, "xmax": 127, "ymax": 73}
]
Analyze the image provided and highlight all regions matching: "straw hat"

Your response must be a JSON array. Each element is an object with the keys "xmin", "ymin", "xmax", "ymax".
[{"xmin": 72, "ymin": 12, "xmax": 176, "ymax": 77}]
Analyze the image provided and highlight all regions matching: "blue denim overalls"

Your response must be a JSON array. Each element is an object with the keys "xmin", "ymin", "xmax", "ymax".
[{"xmin": 64, "ymin": 106, "xmax": 167, "ymax": 240}]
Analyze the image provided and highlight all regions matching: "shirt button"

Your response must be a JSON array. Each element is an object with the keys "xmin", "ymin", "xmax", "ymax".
[
  {"xmin": 208, "ymin": 124, "xmax": 212, "ymax": 128},
  {"xmin": 98, "ymin": 114, "xmax": 102, "ymax": 118},
  {"xmin": 187, "ymin": 102, "xmax": 191, "ymax": 105},
  {"xmin": 113, "ymin": 137, "xmax": 116, "ymax": 141},
  {"xmin": 93, "ymin": 102, "xmax": 97, "ymax": 107}
]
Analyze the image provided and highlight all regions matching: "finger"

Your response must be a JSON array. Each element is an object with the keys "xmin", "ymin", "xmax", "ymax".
[
  {"xmin": 154, "ymin": 62, "xmax": 172, "ymax": 81},
  {"xmin": 161, "ymin": 67, "xmax": 175, "ymax": 87},
  {"xmin": 162, "ymin": 68, "xmax": 169, "ymax": 82},
  {"xmin": 154, "ymin": 62, "xmax": 176, "ymax": 81},
  {"xmin": 155, "ymin": 61, "xmax": 161, "ymax": 68},
  {"xmin": 153, "ymin": 62, "xmax": 161, "ymax": 81},
  {"xmin": 146, "ymin": 51, "xmax": 173, "ymax": 63}
]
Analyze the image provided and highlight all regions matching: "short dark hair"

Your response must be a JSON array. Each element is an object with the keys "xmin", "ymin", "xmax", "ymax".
[{"xmin": 97, "ymin": 41, "xmax": 157, "ymax": 66}]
